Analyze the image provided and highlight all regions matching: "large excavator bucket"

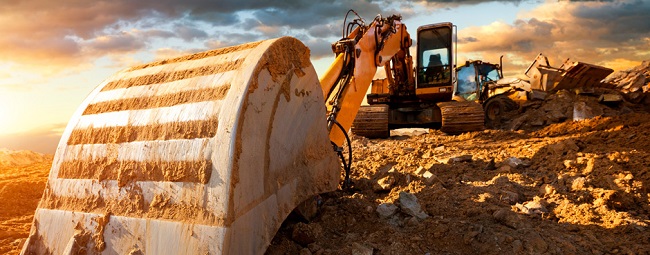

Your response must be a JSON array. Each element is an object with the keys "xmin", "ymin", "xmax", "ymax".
[{"xmin": 22, "ymin": 37, "xmax": 339, "ymax": 254}]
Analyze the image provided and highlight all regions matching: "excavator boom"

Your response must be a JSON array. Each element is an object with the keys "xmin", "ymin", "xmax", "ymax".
[{"xmin": 321, "ymin": 13, "xmax": 411, "ymax": 146}]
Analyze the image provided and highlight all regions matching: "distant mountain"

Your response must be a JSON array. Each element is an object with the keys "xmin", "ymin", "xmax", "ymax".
[{"xmin": 0, "ymin": 148, "xmax": 52, "ymax": 167}]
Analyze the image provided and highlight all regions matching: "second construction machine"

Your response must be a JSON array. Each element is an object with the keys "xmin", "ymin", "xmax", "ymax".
[{"xmin": 352, "ymin": 22, "xmax": 486, "ymax": 138}]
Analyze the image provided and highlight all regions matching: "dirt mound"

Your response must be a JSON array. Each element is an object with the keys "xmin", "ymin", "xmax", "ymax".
[
  {"xmin": 0, "ymin": 149, "xmax": 51, "ymax": 167},
  {"xmin": 491, "ymin": 88, "xmax": 649, "ymax": 132},
  {"xmin": 267, "ymin": 112, "xmax": 650, "ymax": 254}
]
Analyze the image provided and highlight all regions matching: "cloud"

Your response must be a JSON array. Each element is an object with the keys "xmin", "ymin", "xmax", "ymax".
[
  {"xmin": 308, "ymin": 24, "xmax": 339, "ymax": 39},
  {"xmin": 303, "ymin": 38, "xmax": 336, "ymax": 59},
  {"xmin": 85, "ymin": 31, "xmax": 146, "ymax": 53},
  {"xmin": 0, "ymin": 0, "xmax": 382, "ymax": 70},
  {"xmin": 457, "ymin": 0, "xmax": 650, "ymax": 72},
  {"xmin": 1, "ymin": 0, "xmax": 647, "ymax": 78},
  {"xmin": 174, "ymin": 24, "xmax": 209, "ymax": 41}
]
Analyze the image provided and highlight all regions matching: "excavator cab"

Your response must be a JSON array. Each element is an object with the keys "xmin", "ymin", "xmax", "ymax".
[{"xmin": 415, "ymin": 22, "xmax": 455, "ymax": 101}]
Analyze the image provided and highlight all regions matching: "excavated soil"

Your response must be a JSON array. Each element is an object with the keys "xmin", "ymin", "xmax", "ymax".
[
  {"xmin": 3, "ymin": 103, "xmax": 650, "ymax": 254},
  {"xmin": 267, "ymin": 112, "xmax": 650, "ymax": 254}
]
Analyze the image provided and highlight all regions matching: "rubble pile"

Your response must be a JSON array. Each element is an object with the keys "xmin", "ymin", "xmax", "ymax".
[
  {"xmin": 494, "ymin": 88, "xmax": 648, "ymax": 131},
  {"xmin": 604, "ymin": 60, "xmax": 650, "ymax": 93}
]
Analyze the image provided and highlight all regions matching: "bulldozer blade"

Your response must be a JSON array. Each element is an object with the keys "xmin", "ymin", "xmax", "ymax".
[{"xmin": 21, "ymin": 37, "xmax": 339, "ymax": 254}]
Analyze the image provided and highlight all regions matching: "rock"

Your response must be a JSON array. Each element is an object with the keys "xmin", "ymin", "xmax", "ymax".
[
  {"xmin": 571, "ymin": 177, "xmax": 586, "ymax": 190},
  {"xmin": 448, "ymin": 155, "xmax": 473, "ymax": 163},
  {"xmin": 625, "ymin": 91, "xmax": 646, "ymax": 104},
  {"xmin": 625, "ymin": 74, "xmax": 646, "ymax": 92},
  {"xmin": 376, "ymin": 203, "xmax": 398, "ymax": 218},
  {"xmin": 491, "ymin": 175, "xmax": 511, "ymax": 186},
  {"xmin": 421, "ymin": 151, "xmax": 432, "ymax": 159},
  {"xmin": 573, "ymin": 101, "xmax": 598, "ymax": 121},
  {"xmin": 504, "ymin": 157, "xmax": 530, "ymax": 169},
  {"xmin": 433, "ymin": 145, "xmax": 445, "ymax": 152},
  {"xmin": 415, "ymin": 166, "xmax": 428, "ymax": 175},
  {"xmin": 421, "ymin": 171, "xmax": 437, "ymax": 185},
  {"xmin": 398, "ymin": 192, "xmax": 429, "ymax": 220},
  {"xmin": 508, "ymin": 115, "xmax": 527, "ymax": 130},
  {"xmin": 540, "ymin": 184, "xmax": 556, "ymax": 196},
  {"xmin": 294, "ymin": 196, "xmax": 320, "ymax": 221},
  {"xmin": 376, "ymin": 163, "xmax": 395, "ymax": 175},
  {"xmin": 291, "ymin": 222, "xmax": 322, "ymax": 246},
  {"xmin": 500, "ymin": 190, "xmax": 521, "ymax": 204},
  {"xmin": 406, "ymin": 216, "xmax": 420, "ymax": 226},
  {"xmin": 351, "ymin": 242, "xmax": 373, "ymax": 255},
  {"xmin": 515, "ymin": 199, "xmax": 548, "ymax": 215},
  {"xmin": 493, "ymin": 208, "xmax": 524, "ymax": 229},
  {"xmin": 547, "ymin": 109, "xmax": 567, "ymax": 123},
  {"xmin": 373, "ymin": 175, "xmax": 395, "ymax": 192},
  {"xmin": 484, "ymin": 158, "xmax": 497, "ymax": 170},
  {"xmin": 598, "ymin": 93, "xmax": 623, "ymax": 104}
]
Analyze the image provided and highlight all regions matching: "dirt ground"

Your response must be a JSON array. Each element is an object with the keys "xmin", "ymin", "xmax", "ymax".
[
  {"xmin": 267, "ymin": 111, "xmax": 650, "ymax": 254},
  {"xmin": 0, "ymin": 160, "xmax": 50, "ymax": 255},
  {"xmin": 2, "ymin": 102, "xmax": 650, "ymax": 255}
]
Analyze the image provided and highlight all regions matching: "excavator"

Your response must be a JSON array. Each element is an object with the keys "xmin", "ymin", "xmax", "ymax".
[
  {"xmin": 352, "ymin": 22, "xmax": 485, "ymax": 137},
  {"xmin": 21, "ymin": 11, "xmax": 483, "ymax": 254}
]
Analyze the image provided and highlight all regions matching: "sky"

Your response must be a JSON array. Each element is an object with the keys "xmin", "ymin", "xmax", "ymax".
[{"xmin": 0, "ymin": 0, "xmax": 648, "ymax": 154}]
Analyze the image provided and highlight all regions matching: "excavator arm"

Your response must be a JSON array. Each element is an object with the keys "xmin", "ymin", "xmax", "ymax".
[{"xmin": 320, "ymin": 12, "xmax": 411, "ymax": 147}]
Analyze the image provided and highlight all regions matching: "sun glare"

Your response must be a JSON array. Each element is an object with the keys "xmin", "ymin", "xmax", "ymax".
[{"xmin": 0, "ymin": 93, "xmax": 16, "ymax": 135}]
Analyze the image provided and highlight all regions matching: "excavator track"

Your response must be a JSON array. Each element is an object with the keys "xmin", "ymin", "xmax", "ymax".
[
  {"xmin": 437, "ymin": 101, "xmax": 485, "ymax": 134},
  {"xmin": 351, "ymin": 105, "xmax": 390, "ymax": 138}
]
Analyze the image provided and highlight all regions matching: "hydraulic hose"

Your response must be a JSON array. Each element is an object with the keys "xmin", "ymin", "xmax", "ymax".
[{"xmin": 330, "ymin": 118, "xmax": 353, "ymax": 189}]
